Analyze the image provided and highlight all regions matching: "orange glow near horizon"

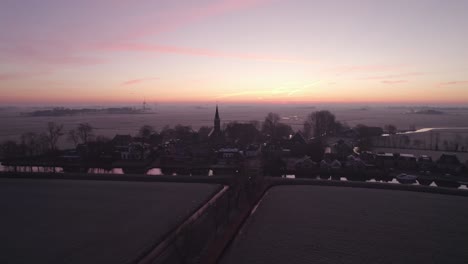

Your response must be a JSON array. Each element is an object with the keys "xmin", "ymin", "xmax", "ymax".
[
  {"xmin": 3, "ymin": 91, "xmax": 468, "ymax": 105},
  {"xmin": 1, "ymin": 0, "xmax": 468, "ymax": 105}
]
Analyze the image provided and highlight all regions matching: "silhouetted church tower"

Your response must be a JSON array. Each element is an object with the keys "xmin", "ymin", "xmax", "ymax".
[
  {"xmin": 214, "ymin": 104, "xmax": 221, "ymax": 134},
  {"xmin": 209, "ymin": 104, "xmax": 223, "ymax": 143}
]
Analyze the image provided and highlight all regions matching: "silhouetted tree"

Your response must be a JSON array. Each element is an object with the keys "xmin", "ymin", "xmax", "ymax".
[
  {"xmin": 67, "ymin": 123, "xmax": 94, "ymax": 146},
  {"xmin": 303, "ymin": 110, "xmax": 337, "ymax": 138},
  {"xmin": 262, "ymin": 113, "xmax": 280, "ymax": 135},
  {"xmin": 160, "ymin": 125, "xmax": 194, "ymax": 142},
  {"xmin": 77, "ymin": 123, "xmax": 94, "ymax": 144},
  {"xmin": 160, "ymin": 125, "xmax": 175, "ymax": 142},
  {"xmin": 174, "ymin": 124, "xmax": 193, "ymax": 142},
  {"xmin": 262, "ymin": 113, "xmax": 292, "ymax": 140},
  {"xmin": 138, "ymin": 125, "xmax": 155, "ymax": 142},
  {"xmin": 46, "ymin": 122, "xmax": 64, "ymax": 151},
  {"xmin": 225, "ymin": 122, "xmax": 260, "ymax": 145},
  {"xmin": 67, "ymin": 130, "xmax": 79, "ymax": 147}
]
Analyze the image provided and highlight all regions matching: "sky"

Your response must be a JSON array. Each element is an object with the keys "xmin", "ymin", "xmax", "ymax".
[{"xmin": 1, "ymin": 0, "xmax": 468, "ymax": 105}]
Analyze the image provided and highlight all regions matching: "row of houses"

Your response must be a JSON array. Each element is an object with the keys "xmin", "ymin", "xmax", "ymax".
[
  {"xmin": 371, "ymin": 152, "xmax": 465, "ymax": 174},
  {"xmin": 60, "ymin": 134, "xmax": 153, "ymax": 162},
  {"xmin": 277, "ymin": 152, "xmax": 466, "ymax": 179}
]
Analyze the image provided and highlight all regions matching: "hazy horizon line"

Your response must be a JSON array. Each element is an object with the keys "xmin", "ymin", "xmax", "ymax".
[{"xmin": 2, "ymin": 101, "xmax": 468, "ymax": 108}]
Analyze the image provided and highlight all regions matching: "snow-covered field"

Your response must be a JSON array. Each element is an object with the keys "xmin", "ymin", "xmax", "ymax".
[{"xmin": 1, "ymin": 104, "xmax": 468, "ymax": 148}]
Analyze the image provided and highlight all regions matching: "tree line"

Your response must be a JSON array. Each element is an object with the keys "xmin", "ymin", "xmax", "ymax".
[{"xmin": 0, "ymin": 110, "xmax": 398, "ymax": 159}]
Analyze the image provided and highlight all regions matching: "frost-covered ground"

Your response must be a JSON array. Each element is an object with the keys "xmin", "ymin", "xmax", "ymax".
[{"xmin": 1, "ymin": 104, "xmax": 467, "ymax": 148}]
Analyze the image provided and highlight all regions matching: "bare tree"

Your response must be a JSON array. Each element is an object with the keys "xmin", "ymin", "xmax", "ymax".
[
  {"xmin": 303, "ymin": 110, "xmax": 337, "ymax": 138},
  {"xmin": 77, "ymin": 123, "xmax": 94, "ymax": 144},
  {"xmin": 262, "ymin": 113, "xmax": 281, "ymax": 138},
  {"xmin": 46, "ymin": 122, "xmax": 64, "ymax": 151},
  {"xmin": 67, "ymin": 129, "xmax": 79, "ymax": 147}
]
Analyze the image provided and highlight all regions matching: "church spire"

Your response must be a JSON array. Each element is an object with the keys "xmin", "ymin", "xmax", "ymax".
[
  {"xmin": 215, "ymin": 104, "xmax": 220, "ymax": 120},
  {"xmin": 214, "ymin": 104, "xmax": 220, "ymax": 133}
]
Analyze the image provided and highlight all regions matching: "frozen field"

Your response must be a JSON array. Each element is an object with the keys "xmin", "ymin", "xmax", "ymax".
[
  {"xmin": 1, "ymin": 104, "xmax": 468, "ymax": 148},
  {"xmin": 0, "ymin": 178, "xmax": 222, "ymax": 264},
  {"xmin": 221, "ymin": 185, "xmax": 468, "ymax": 264}
]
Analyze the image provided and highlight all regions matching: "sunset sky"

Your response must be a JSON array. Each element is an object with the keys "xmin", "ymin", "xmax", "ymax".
[{"xmin": 1, "ymin": 0, "xmax": 468, "ymax": 104}]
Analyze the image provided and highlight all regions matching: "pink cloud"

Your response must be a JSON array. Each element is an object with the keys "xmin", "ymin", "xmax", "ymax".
[
  {"xmin": 331, "ymin": 64, "xmax": 405, "ymax": 72},
  {"xmin": 124, "ymin": 0, "xmax": 272, "ymax": 40},
  {"xmin": 0, "ymin": 73, "xmax": 21, "ymax": 81},
  {"xmin": 360, "ymin": 72, "xmax": 423, "ymax": 80},
  {"xmin": 0, "ymin": 0, "xmax": 272, "ymax": 68},
  {"xmin": 438, "ymin": 81, "xmax": 468, "ymax": 86},
  {"xmin": 106, "ymin": 43, "xmax": 313, "ymax": 64},
  {"xmin": 327, "ymin": 64, "xmax": 409, "ymax": 76},
  {"xmin": 381, "ymin": 80, "xmax": 408, "ymax": 84},
  {"xmin": 0, "ymin": 44, "xmax": 105, "ymax": 66},
  {"xmin": 0, "ymin": 71, "xmax": 51, "ymax": 81},
  {"xmin": 121, "ymin": 77, "xmax": 160, "ymax": 86}
]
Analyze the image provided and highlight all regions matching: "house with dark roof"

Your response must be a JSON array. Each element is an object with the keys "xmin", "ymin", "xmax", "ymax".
[
  {"xmin": 437, "ymin": 154, "xmax": 464, "ymax": 173},
  {"xmin": 289, "ymin": 132, "xmax": 307, "ymax": 145}
]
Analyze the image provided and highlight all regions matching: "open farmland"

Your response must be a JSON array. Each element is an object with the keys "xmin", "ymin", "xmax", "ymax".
[{"xmin": 1, "ymin": 105, "xmax": 468, "ymax": 148}]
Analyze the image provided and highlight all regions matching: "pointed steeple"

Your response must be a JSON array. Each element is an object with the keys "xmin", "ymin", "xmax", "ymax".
[
  {"xmin": 209, "ymin": 104, "xmax": 223, "ymax": 143},
  {"xmin": 215, "ymin": 104, "xmax": 220, "ymax": 120},
  {"xmin": 214, "ymin": 104, "xmax": 221, "ymax": 133}
]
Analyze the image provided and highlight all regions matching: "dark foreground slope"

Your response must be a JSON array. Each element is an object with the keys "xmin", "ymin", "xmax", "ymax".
[
  {"xmin": 221, "ymin": 185, "xmax": 468, "ymax": 264},
  {"xmin": 0, "ymin": 178, "xmax": 221, "ymax": 264}
]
